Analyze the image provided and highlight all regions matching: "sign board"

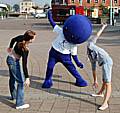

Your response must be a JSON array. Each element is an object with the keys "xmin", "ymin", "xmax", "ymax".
[{"xmin": 92, "ymin": 8, "xmax": 98, "ymax": 18}]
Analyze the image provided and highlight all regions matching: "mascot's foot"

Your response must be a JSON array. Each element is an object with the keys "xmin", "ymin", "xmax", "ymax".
[
  {"xmin": 75, "ymin": 79, "xmax": 88, "ymax": 87},
  {"xmin": 42, "ymin": 79, "xmax": 53, "ymax": 88}
]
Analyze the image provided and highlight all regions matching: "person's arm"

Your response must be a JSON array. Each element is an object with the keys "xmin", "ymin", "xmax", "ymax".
[
  {"xmin": 89, "ymin": 55, "xmax": 98, "ymax": 88},
  {"xmin": 92, "ymin": 23, "xmax": 107, "ymax": 44},
  {"xmin": 22, "ymin": 51, "xmax": 30, "ymax": 87},
  {"xmin": 92, "ymin": 70, "xmax": 98, "ymax": 88},
  {"xmin": 7, "ymin": 38, "xmax": 16, "ymax": 53},
  {"xmin": 72, "ymin": 55, "xmax": 84, "ymax": 68},
  {"xmin": 7, "ymin": 36, "xmax": 20, "ymax": 53},
  {"xmin": 48, "ymin": 10, "xmax": 56, "ymax": 28},
  {"xmin": 71, "ymin": 46, "xmax": 84, "ymax": 68},
  {"xmin": 22, "ymin": 51, "xmax": 29, "ymax": 78},
  {"xmin": 96, "ymin": 23, "xmax": 107, "ymax": 37}
]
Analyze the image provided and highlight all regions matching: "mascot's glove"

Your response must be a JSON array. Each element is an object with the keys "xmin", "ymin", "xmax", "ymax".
[
  {"xmin": 48, "ymin": 10, "xmax": 56, "ymax": 28},
  {"xmin": 72, "ymin": 55, "xmax": 84, "ymax": 68}
]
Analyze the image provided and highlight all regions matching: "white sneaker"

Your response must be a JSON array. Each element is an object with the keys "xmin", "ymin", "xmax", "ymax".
[
  {"xmin": 91, "ymin": 93, "xmax": 104, "ymax": 97},
  {"xmin": 99, "ymin": 104, "xmax": 108, "ymax": 110},
  {"xmin": 16, "ymin": 104, "xmax": 29, "ymax": 109}
]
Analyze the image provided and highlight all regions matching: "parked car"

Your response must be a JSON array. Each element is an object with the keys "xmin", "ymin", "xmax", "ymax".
[{"xmin": 35, "ymin": 12, "xmax": 47, "ymax": 18}]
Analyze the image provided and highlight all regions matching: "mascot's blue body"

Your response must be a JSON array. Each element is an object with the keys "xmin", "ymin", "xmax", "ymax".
[{"xmin": 42, "ymin": 10, "xmax": 92, "ymax": 88}]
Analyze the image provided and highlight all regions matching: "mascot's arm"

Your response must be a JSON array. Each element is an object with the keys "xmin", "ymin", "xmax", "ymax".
[
  {"xmin": 72, "ymin": 55, "xmax": 84, "ymax": 68},
  {"xmin": 48, "ymin": 10, "xmax": 56, "ymax": 28}
]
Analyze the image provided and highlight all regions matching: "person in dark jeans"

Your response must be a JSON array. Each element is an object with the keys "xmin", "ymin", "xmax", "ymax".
[{"xmin": 6, "ymin": 30, "xmax": 36, "ymax": 109}]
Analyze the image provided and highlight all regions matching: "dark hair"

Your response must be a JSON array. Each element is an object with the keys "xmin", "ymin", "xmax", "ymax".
[
  {"xmin": 24, "ymin": 30, "xmax": 36, "ymax": 41},
  {"xmin": 18, "ymin": 30, "xmax": 36, "ymax": 51}
]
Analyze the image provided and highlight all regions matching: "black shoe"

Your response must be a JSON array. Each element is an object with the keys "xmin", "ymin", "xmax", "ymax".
[{"xmin": 7, "ymin": 96, "xmax": 15, "ymax": 100}]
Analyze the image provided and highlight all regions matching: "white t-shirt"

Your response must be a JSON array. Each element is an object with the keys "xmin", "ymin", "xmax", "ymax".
[{"xmin": 52, "ymin": 25, "xmax": 77, "ymax": 55}]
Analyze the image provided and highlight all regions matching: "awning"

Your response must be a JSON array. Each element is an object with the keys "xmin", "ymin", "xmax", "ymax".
[{"xmin": 0, "ymin": 4, "xmax": 8, "ymax": 10}]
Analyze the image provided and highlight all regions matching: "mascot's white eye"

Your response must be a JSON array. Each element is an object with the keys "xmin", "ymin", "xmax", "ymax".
[{"xmin": 72, "ymin": 35, "xmax": 74, "ymax": 38}]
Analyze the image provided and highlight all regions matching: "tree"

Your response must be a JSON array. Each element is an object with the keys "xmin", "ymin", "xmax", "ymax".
[
  {"xmin": 13, "ymin": 4, "xmax": 20, "ymax": 12},
  {"xmin": 99, "ymin": 3, "xmax": 109, "ymax": 16},
  {"xmin": 32, "ymin": 6, "xmax": 39, "ymax": 10},
  {"xmin": 44, "ymin": 4, "xmax": 50, "ymax": 9},
  {"xmin": 99, "ymin": 3, "xmax": 105, "ymax": 10},
  {"xmin": 6, "ymin": 4, "xmax": 12, "ymax": 11}
]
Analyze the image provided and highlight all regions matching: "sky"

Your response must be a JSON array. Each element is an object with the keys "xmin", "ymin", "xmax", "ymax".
[{"xmin": 0, "ymin": 0, "xmax": 52, "ymax": 6}]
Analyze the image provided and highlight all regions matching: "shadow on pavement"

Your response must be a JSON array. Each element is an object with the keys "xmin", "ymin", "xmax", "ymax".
[
  {"xmin": 0, "ymin": 69, "xmax": 9, "ymax": 77},
  {"xmin": 30, "ymin": 75, "xmax": 100, "ymax": 107},
  {"xmin": 98, "ymin": 38, "xmax": 120, "ymax": 46},
  {"xmin": 30, "ymin": 74, "xmax": 74, "ymax": 84},
  {"xmin": 0, "ymin": 95, "xmax": 15, "ymax": 108}
]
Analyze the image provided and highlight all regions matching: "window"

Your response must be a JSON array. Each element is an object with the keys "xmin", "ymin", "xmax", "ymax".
[
  {"xmin": 55, "ymin": 0, "xmax": 59, "ymax": 4},
  {"xmin": 79, "ymin": 0, "xmax": 83, "ymax": 4},
  {"xmin": 59, "ymin": 0, "xmax": 63, "ymax": 4},
  {"xmin": 87, "ymin": 0, "xmax": 91, "ymax": 3},
  {"xmin": 102, "ymin": 0, "xmax": 105, "ymax": 3},
  {"xmin": 95, "ymin": 0, "xmax": 98, "ymax": 3},
  {"xmin": 71, "ymin": 0, "xmax": 74, "ymax": 3},
  {"xmin": 114, "ymin": 0, "xmax": 117, "ymax": 3}
]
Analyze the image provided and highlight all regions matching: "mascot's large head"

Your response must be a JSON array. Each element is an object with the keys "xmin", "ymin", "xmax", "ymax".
[{"xmin": 63, "ymin": 15, "xmax": 92, "ymax": 44}]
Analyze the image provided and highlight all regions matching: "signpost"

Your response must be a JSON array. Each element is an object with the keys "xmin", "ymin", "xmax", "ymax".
[{"xmin": 110, "ymin": 0, "xmax": 113, "ymax": 25}]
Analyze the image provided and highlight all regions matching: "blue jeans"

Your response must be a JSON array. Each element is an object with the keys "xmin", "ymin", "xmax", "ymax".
[{"xmin": 6, "ymin": 55, "xmax": 25, "ymax": 107}]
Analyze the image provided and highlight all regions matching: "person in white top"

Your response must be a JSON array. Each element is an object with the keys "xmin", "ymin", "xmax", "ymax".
[
  {"xmin": 87, "ymin": 23, "xmax": 113, "ymax": 110},
  {"xmin": 42, "ymin": 10, "xmax": 92, "ymax": 88}
]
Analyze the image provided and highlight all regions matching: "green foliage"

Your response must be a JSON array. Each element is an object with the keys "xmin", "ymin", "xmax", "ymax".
[
  {"xmin": 6, "ymin": 4, "xmax": 12, "ymax": 11},
  {"xmin": 90, "ymin": 7, "xmax": 94, "ymax": 12},
  {"xmin": 103, "ymin": 8, "xmax": 109, "ymax": 15},
  {"xmin": 99, "ymin": 3, "xmax": 105, "ymax": 10},
  {"xmin": 13, "ymin": 4, "xmax": 20, "ymax": 12},
  {"xmin": 99, "ymin": 3, "xmax": 109, "ymax": 16}
]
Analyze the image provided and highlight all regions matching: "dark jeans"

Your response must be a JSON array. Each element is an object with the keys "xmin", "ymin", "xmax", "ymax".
[{"xmin": 6, "ymin": 55, "xmax": 25, "ymax": 107}]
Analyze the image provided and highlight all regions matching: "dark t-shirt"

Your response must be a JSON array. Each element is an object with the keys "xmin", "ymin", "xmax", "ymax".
[{"xmin": 9, "ymin": 35, "xmax": 29, "ymax": 78}]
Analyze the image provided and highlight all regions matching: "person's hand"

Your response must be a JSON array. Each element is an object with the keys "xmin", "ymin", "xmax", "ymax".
[
  {"xmin": 24, "ymin": 78, "xmax": 30, "ymax": 87},
  {"xmin": 7, "ymin": 48, "xmax": 12, "ymax": 53},
  {"xmin": 77, "ymin": 62, "xmax": 84, "ymax": 69},
  {"xmin": 92, "ymin": 82, "xmax": 98, "ymax": 88},
  {"xmin": 102, "ymin": 23, "xmax": 107, "ymax": 28}
]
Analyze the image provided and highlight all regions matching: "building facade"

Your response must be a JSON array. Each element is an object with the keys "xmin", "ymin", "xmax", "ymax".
[
  {"xmin": 20, "ymin": 0, "xmax": 35, "ymax": 13},
  {"xmin": 52, "ymin": 0, "xmax": 120, "ymax": 8},
  {"xmin": 52, "ymin": 0, "xmax": 120, "ymax": 17}
]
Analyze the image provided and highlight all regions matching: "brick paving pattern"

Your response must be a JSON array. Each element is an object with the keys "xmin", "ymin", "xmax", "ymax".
[{"xmin": 0, "ymin": 18, "xmax": 120, "ymax": 113}]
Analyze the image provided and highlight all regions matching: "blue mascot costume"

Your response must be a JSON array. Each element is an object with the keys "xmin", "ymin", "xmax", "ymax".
[{"xmin": 42, "ymin": 10, "xmax": 92, "ymax": 88}]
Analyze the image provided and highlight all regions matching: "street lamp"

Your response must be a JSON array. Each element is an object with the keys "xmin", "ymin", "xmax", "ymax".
[{"xmin": 110, "ymin": 0, "xmax": 113, "ymax": 25}]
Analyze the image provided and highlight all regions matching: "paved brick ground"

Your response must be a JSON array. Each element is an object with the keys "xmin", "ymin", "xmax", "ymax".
[{"xmin": 0, "ymin": 18, "xmax": 120, "ymax": 113}]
